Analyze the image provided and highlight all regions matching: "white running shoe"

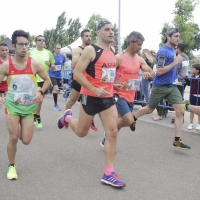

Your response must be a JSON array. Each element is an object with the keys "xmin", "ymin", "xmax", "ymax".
[
  {"xmin": 187, "ymin": 123, "xmax": 194, "ymax": 130},
  {"xmin": 195, "ymin": 124, "xmax": 200, "ymax": 130}
]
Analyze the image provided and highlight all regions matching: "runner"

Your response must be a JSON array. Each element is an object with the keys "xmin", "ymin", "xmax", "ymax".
[
  {"xmin": 28, "ymin": 35, "xmax": 55, "ymax": 128},
  {"xmin": 0, "ymin": 43, "xmax": 9, "ymax": 97},
  {"xmin": 65, "ymin": 29, "xmax": 98, "ymax": 131},
  {"xmin": 57, "ymin": 21, "xmax": 126, "ymax": 187},
  {"xmin": 100, "ymin": 31, "xmax": 154, "ymax": 147},
  {"xmin": 0, "ymin": 29, "xmax": 50, "ymax": 180}
]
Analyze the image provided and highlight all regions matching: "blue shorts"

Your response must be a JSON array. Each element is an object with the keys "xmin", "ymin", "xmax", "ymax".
[{"xmin": 115, "ymin": 97, "xmax": 134, "ymax": 117}]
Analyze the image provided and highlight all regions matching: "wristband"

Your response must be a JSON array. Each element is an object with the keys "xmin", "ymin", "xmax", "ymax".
[
  {"xmin": 38, "ymin": 90, "xmax": 44, "ymax": 95},
  {"xmin": 49, "ymin": 63, "xmax": 52, "ymax": 67}
]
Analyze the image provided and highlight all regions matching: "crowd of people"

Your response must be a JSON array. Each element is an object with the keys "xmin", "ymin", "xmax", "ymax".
[{"xmin": 0, "ymin": 20, "xmax": 200, "ymax": 188}]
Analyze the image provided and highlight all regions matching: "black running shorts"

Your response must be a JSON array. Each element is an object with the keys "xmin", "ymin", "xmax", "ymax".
[
  {"xmin": 80, "ymin": 94, "xmax": 115, "ymax": 116},
  {"xmin": 71, "ymin": 80, "xmax": 81, "ymax": 92}
]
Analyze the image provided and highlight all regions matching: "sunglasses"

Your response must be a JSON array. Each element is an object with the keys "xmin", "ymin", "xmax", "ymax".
[{"xmin": 37, "ymin": 39, "xmax": 45, "ymax": 42}]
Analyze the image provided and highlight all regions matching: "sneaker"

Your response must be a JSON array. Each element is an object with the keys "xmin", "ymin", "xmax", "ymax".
[
  {"xmin": 7, "ymin": 165, "xmax": 18, "ymax": 180},
  {"xmin": 100, "ymin": 132, "xmax": 106, "ymax": 147},
  {"xmin": 183, "ymin": 100, "xmax": 190, "ymax": 111},
  {"xmin": 34, "ymin": 114, "xmax": 37, "ymax": 125},
  {"xmin": 90, "ymin": 120, "xmax": 98, "ymax": 132},
  {"xmin": 129, "ymin": 115, "xmax": 136, "ymax": 131},
  {"xmin": 188, "ymin": 123, "xmax": 194, "ymax": 130},
  {"xmin": 53, "ymin": 104, "xmax": 61, "ymax": 111},
  {"xmin": 172, "ymin": 138, "xmax": 191, "ymax": 150},
  {"xmin": 35, "ymin": 117, "xmax": 42, "ymax": 128},
  {"xmin": 101, "ymin": 172, "xmax": 126, "ymax": 188},
  {"xmin": 195, "ymin": 124, "xmax": 200, "ymax": 130},
  {"xmin": 58, "ymin": 109, "xmax": 72, "ymax": 129}
]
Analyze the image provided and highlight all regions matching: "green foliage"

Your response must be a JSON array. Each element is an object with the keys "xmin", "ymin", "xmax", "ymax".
[
  {"xmin": 66, "ymin": 17, "xmax": 82, "ymax": 44},
  {"xmin": 29, "ymin": 34, "xmax": 36, "ymax": 48},
  {"xmin": 121, "ymin": 35, "xmax": 128, "ymax": 50},
  {"xmin": 113, "ymin": 23, "xmax": 118, "ymax": 53},
  {"xmin": 0, "ymin": 34, "xmax": 7, "ymax": 43},
  {"xmin": 85, "ymin": 13, "xmax": 107, "ymax": 43},
  {"xmin": 159, "ymin": 0, "xmax": 200, "ymax": 58}
]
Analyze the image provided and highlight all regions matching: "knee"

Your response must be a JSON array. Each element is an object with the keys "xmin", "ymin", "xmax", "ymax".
[
  {"xmin": 175, "ymin": 109, "xmax": 184, "ymax": 117},
  {"xmin": 9, "ymin": 134, "xmax": 18, "ymax": 144},
  {"xmin": 21, "ymin": 138, "xmax": 31, "ymax": 145},
  {"xmin": 106, "ymin": 128, "xmax": 118, "ymax": 140},
  {"xmin": 76, "ymin": 130, "xmax": 88, "ymax": 138},
  {"xmin": 146, "ymin": 107, "xmax": 154, "ymax": 114}
]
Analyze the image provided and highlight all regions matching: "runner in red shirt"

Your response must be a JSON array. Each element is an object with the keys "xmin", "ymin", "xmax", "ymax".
[
  {"xmin": 57, "ymin": 21, "xmax": 126, "ymax": 188},
  {"xmin": 0, "ymin": 43, "xmax": 9, "ymax": 97}
]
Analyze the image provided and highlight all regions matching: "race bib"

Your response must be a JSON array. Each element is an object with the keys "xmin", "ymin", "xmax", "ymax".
[
  {"xmin": 101, "ymin": 68, "xmax": 116, "ymax": 82},
  {"xmin": 14, "ymin": 93, "xmax": 33, "ymax": 105},
  {"xmin": 127, "ymin": 79, "xmax": 140, "ymax": 91},
  {"xmin": 55, "ymin": 65, "xmax": 62, "ymax": 71}
]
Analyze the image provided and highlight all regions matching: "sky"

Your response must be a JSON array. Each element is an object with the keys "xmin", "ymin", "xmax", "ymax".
[{"xmin": 1, "ymin": 0, "xmax": 200, "ymax": 54}]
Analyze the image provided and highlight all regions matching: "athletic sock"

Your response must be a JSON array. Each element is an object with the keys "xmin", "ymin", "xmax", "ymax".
[
  {"xmin": 9, "ymin": 164, "xmax": 15, "ymax": 167},
  {"xmin": 104, "ymin": 165, "xmax": 114, "ymax": 176},
  {"xmin": 53, "ymin": 93, "xmax": 58, "ymax": 105},
  {"xmin": 175, "ymin": 137, "xmax": 180, "ymax": 141},
  {"xmin": 64, "ymin": 115, "xmax": 72, "ymax": 122}
]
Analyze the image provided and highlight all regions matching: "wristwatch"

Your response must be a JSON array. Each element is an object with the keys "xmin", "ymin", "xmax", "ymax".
[{"xmin": 38, "ymin": 90, "xmax": 44, "ymax": 95}]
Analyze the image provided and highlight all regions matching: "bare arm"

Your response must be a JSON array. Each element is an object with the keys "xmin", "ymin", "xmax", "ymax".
[
  {"xmin": 71, "ymin": 47, "xmax": 82, "ymax": 69},
  {"xmin": 140, "ymin": 57, "xmax": 155, "ymax": 79},
  {"xmin": 32, "ymin": 59, "xmax": 51, "ymax": 93},
  {"xmin": 156, "ymin": 54, "xmax": 182, "ymax": 76},
  {"xmin": 74, "ymin": 46, "xmax": 110, "ymax": 97},
  {"xmin": 0, "ymin": 61, "xmax": 8, "ymax": 83}
]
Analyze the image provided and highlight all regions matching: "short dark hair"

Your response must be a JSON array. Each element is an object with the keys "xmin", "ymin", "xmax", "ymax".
[
  {"xmin": 35, "ymin": 35, "xmax": 44, "ymax": 41},
  {"xmin": 11, "ymin": 30, "xmax": 29, "ymax": 44},
  {"xmin": 66, "ymin": 54, "xmax": 72, "ymax": 60},
  {"xmin": 81, "ymin": 29, "xmax": 90, "ymax": 37},
  {"xmin": 0, "ymin": 43, "xmax": 8, "ymax": 47},
  {"xmin": 192, "ymin": 64, "xmax": 200, "ymax": 74},
  {"xmin": 177, "ymin": 43, "xmax": 185, "ymax": 52}
]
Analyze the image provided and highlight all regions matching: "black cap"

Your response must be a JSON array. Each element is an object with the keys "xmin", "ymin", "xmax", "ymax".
[
  {"xmin": 96, "ymin": 20, "xmax": 112, "ymax": 31},
  {"xmin": 164, "ymin": 28, "xmax": 179, "ymax": 43}
]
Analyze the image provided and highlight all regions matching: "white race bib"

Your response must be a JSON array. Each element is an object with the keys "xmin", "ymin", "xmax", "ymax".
[
  {"xmin": 55, "ymin": 65, "xmax": 62, "ymax": 71},
  {"xmin": 127, "ymin": 79, "xmax": 140, "ymax": 91},
  {"xmin": 14, "ymin": 93, "xmax": 33, "ymax": 105},
  {"xmin": 101, "ymin": 68, "xmax": 116, "ymax": 82}
]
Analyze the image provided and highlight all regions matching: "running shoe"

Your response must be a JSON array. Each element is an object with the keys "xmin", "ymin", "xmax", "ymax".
[
  {"xmin": 7, "ymin": 165, "xmax": 18, "ymax": 180},
  {"xmin": 100, "ymin": 132, "xmax": 106, "ymax": 147},
  {"xmin": 90, "ymin": 120, "xmax": 98, "ymax": 132},
  {"xmin": 172, "ymin": 138, "xmax": 191, "ymax": 150},
  {"xmin": 187, "ymin": 123, "xmax": 194, "ymax": 130},
  {"xmin": 195, "ymin": 124, "xmax": 200, "ymax": 131},
  {"xmin": 53, "ymin": 104, "xmax": 61, "ymax": 111},
  {"xmin": 101, "ymin": 172, "xmax": 126, "ymax": 188},
  {"xmin": 35, "ymin": 117, "xmax": 42, "ymax": 128},
  {"xmin": 183, "ymin": 100, "xmax": 190, "ymax": 111},
  {"xmin": 58, "ymin": 109, "xmax": 72, "ymax": 129}
]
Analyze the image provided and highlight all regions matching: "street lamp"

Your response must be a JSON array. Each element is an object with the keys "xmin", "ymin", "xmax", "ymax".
[{"xmin": 118, "ymin": 0, "xmax": 121, "ymax": 53}]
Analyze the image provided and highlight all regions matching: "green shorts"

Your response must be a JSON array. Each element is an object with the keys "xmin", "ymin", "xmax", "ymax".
[
  {"xmin": 5, "ymin": 100, "xmax": 37, "ymax": 119},
  {"xmin": 148, "ymin": 85, "xmax": 183, "ymax": 109}
]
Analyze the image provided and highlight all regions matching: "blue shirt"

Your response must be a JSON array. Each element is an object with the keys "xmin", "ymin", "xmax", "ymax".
[
  {"xmin": 49, "ymin": 53, "xmax": 66, "ymax": 78},
  {"xmin": 153, "ymin": 45, "xmax": 177, "ymax": 86}
]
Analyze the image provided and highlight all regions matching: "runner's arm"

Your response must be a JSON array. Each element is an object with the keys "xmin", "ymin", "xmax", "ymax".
[{"xmin": 71, "ymin": 48, "xmax": 82, "ymax": 69}]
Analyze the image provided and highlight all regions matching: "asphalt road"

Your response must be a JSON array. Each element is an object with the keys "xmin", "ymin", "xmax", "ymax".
[{"xmin": 0, "ymin": 94, "xmax": 200, "ymax": 200}]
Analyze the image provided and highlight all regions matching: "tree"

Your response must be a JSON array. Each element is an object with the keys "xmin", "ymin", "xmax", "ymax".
[
  {"xmin": 66, "ymin": 17, "xmax": 82, "ymax": 45},
  {"xmin": 113, "ymin": 23, "xmax": 119, "ymax": 53},
  {"xmin": 29, "ymin": 34, "xmax": 36, "ymax": 49},
  {"xmin": 159, "ymin": 0, "xmax": 200, "ymax": 57},
  {"xmin": 43, "ymin": 28, "xmax": 55, "ymax": 51},
  {"xmin": 85, "ymin": 13, "xmax": 107, "ymax": 43},
  {"xmin": 121, "ymin": 35, "xmax": 128, "ymax": 50},
  {"xmin": 0, "ymin": 34, "xmax": 7, "ymax": 43}
]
